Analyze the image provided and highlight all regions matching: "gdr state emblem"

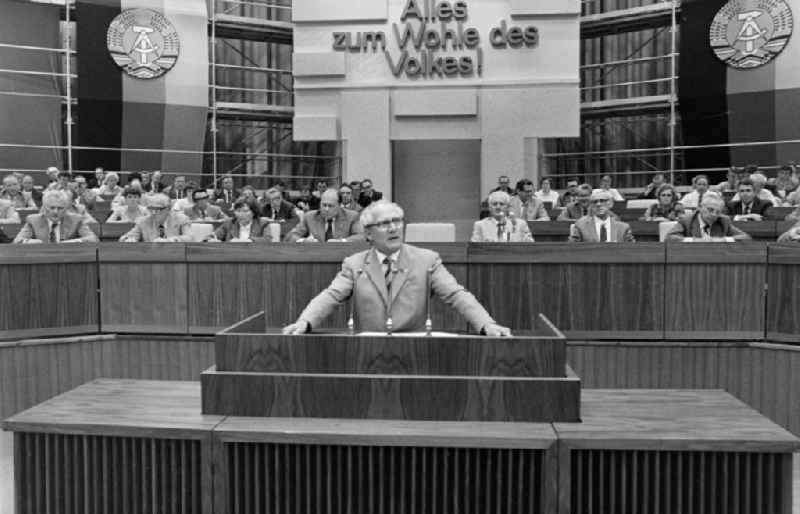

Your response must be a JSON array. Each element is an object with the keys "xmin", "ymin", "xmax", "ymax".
[
  {"xmin": 107, "ymin": 9, "xmax": 180, "ymax": 79},
  {"xmin": 709, "ymin": 0, "xmax": 793, "ymax": 69}
]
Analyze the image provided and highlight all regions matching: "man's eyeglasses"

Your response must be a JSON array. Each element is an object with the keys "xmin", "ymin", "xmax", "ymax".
[
  {"xmin": 590, "ymin": 199, "xmax": 609, "ymax": 204},
  {"xmin": 148, "ymin": 205, "xmax": 169, "ymax": 212},
  {"xmin": 366, "ymin": 217, "xmax": 404, "ymax": 230}
]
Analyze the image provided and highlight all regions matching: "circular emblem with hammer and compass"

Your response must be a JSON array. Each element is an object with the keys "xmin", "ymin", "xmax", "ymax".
[
  {"xmin": 107, "ymin": 8, "xmax": 180, "ymax": 79},
  {"xmin": 709, "ymin": 0, "xmax": 793, "ymax": 69}
]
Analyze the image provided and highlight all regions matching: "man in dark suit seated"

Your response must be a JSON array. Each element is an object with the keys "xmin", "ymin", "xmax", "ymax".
[
  {"xmin": 164, "ymin": 175, "xmax": 188, "ymax": 200},
  {"xmin": 184, "ymin": 190, "xmax": 226, "ymax": 221},
  {"xmin": 286, "ymin": 189, "xmax": 364, "ymax": 243},
  {"xmin": 557, "ymin": 184, "xmax": 592, "ymax": 220},
  {"xmin": 262, "ymin": 187, "xmax": 298, "ymax": 222},
  {"xmin": 666, "ymin": 194, "xmax": 751, "ymax": 241},
  {"xmin": 568, "ymin": 190, "xmax": 635, "ymax": 243},
  {"xmin": 213, "ymin": 175, "xmax": 240, "ymax": 209},
  {"xmin": 13, "ymin": 190, "xmax": 98, "ymax": 244},
  {"xmin": 357, "ymin": 179, "xmax": 383, "ymax": 208},
  {"xmin": 282, "ymin": 200, "xmax": 510, "ymax": 336},
  {"xmin": 725, "ymin": 179, "xmax": 772, "ymax": 221},
  {"xmin": 119, "ymin": 193, "xmax": 193, "ymax": 242}
]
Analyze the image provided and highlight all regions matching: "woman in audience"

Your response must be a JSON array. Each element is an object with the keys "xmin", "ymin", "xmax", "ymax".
[
  {"xmin": 770, "ymin": 164, "xmax": 799, "ymax": 203},
  {"xmin": 534, "ymin": 178, "xmax": 559, "ymax": 207},
  {"xmin": 95, "ymin": 171, "xmax": 123, "ymax": 197},
  {"xmin": 211, "ymin": 198, "xmax": 271, "ymax": 242},
  {"xmin": 172, "ymin": 181, "xmax": 199, "ymax": 212},
  {"xmin": 641, "ymin": 183, "xmax": 684, "ymax": 221},
  {"xmin": 107, "ymin": 186, "xmax": 148, "ymax": 223},
  {"xmin": 64, "ymin": 189, "xmax": 97, "ymax": 223}
]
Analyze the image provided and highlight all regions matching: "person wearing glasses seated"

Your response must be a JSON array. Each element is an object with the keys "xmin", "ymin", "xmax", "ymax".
[
  {"xmin": 184, "ymin": 189, "xmax": 226, "ymax": 221},
  {"xmin": 119, "ymin": 193, "xmax": 193, "ymax": 242},
  {"xmin": 282, "ymin": 200, "xmax": 511, "ymax": 336},
  {"xmin": 106, "ymin": 185, "xmax": 148, "ymax": 223},
  {"xmin": 665, "ymin": 193, "xmax": 750, "ymax": 241},
  {"xmin": 286, "ymin": 188, "xmax": 364, "ymax": 243},
  {"xmin": 568, "ymin": 190, "xmax": 635, "ymax": 243},
  {"xmin": 640, "ymin": 183, "xmax": 684, "ymax": 221},
  {"xmin": 210, "ymin": 198, "xmax": 271, "ymax": 242},
  {"xmin": 471, "ymin": 191, "xmax": 533, "ymax": 242},
  {"xmin": 13, "ymin": 190, "xmax": 97, "ymax": 244}
]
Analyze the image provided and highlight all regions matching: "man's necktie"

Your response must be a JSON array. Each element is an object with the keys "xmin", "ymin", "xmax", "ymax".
[
  {"xmin": 703, "ymin": 224, "xmax": 711, "ymax": 237},
  {"xmin": 521, "ymin": 203, "xmax": 528, "ymax": 221},
  {"xmin": 383, "ymin": 257, "xmax": 395, "ymax": 291},
  {"xmin": 599, "ymin": 224, "xmax": 607, "ymax": 242},
  {"xmin": 324, "ymin": 219, "xmax": 333, "ymax": 241},
  {"xmin": 49, "ymin": 223, "xmax": 58, "ymax": 243},
  {"xmin": 158, "ymin": 225, "xmax": 166, "ymax": 239},
  {"xmin": 744, "ymin": 204, "xmax": 751, "ymax": 215},
  {"xmin": 581, "ymin": 206, "xmax": 587, "ymax": 217},
  {"xmin": 200, "ymin": 210, "xmax": 206, "ymax": 219}
]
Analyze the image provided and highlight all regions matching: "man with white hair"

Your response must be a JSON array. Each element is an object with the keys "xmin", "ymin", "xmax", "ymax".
[
  {"xmin": 1, "ymin": 175, "xmax": 37, "ymax": 209},
  {"xmin": 286, "ymin": 188, "xmax": 363, "ymax": 243},
  {"xmin": 13, "ymin": 190, "xmax": 97, "ymax": 243},
  {"xmin": 283, "ymin": 200, "xmax": 511, "ymax": 336},
  {"xmin": 666, "ymin": 193, "xmax": 750, "ymax": 241},
  {"xmin": 119, "ymin": 193, "xmax": 193, "ymax": 242},
  {"xmin": 568, "ymin": 190, "xmax": 634, "ymax": 242},
  {"xmin": 471, "ymin": 190, "xmax": 534, "ymax": 242}
]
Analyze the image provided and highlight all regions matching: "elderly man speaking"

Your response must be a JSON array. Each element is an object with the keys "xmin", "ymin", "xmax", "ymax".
[{"xmin": 283, "ymin": 200, "xmax": 511, "ymax": 336}]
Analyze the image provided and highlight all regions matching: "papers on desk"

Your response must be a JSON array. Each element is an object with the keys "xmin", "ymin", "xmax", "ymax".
[
  {"xmin": 681, "ymin": 237, "xmax": 735, "ymax": 243},
  {"xmin": 357, "ymin": 331, "xmax": 461, "ymax": 337}
]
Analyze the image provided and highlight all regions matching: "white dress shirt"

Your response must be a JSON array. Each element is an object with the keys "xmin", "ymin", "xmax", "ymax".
[{"xmin": 593, "ymin": 216, "xmax": 612, "ymax": 242}]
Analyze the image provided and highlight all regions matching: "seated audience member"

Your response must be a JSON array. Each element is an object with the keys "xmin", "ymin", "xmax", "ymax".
[
  {"xmin": 770, "ymin": 164, "xmax": 799, "ymax": 202},
  {"xmin": 534, "ymin": 177, "xmax": 559, "ymax": 206},
  {"xmin": 64, "ymin": 190, "xmax": 97, "ymax": 223},
  {"xmin": 294, "ymin": 184, "xmax": 317, "ymax": 212},
  {"xmin": 143, "ymin": 170, "xmax": 165, "ymax": 194},
  {"xmin": 13, "ymin": 190, "xmax": 97, "ymax": 243},
  {"xmin": 784, "ymin": 205, "xmax": 800, "ymax": 223},
  {"xmin": 713, "ymin": 166, "xmax": 747, "ymax": 193},
  {"xmin": 471, "ymin": 191, "xmax": 534, "ymax": 242},
  {"xmin": 679, "ymin": 174, "xmax": 710, "ymax": 210},
  {"xmin": 357, "ymin": 178, "xmax": 383, "ymax": 208},
  {"xmin": 557, "ymin": 184, "xmax": 593, "ymax": 220},
  {"xmin": 641, "ymin": 183, "xmax": 684, "ymax": 221},
  {"xmin": 184, "ymin": 189, "xmax": 225, "ymax": 221},
  {"xmin": 45, "ymin": 166, "xmax": 60, "ymax": 186},
  {"xmin": 489, "ymin": 175, "xmax": 514, "ymax": 195},
  {"xmin": 558, "ymin": 179, "xmax": 579, "ymax": 207},
  {"xmin": 71, "ymin": 175, "xmax": 97, "ymax": 210},
  {"xmin": 665, "ymin": 194, "xmax": 750, "ymax": 241},
  {"xmin": 638, "ymin": 173, "xmax": 666, "ymax": 199},
  {"xmin": 509, "ymin": 179, "xmax": 550, "ymax": 221},
  {"xmin": 172, "ymin": 181, "xmax": 199, "ymax": 212},
  {"xmin": 568, "ymin": 190, "xmax": 635, "ymax": 243},
  {"xmin": 119, "ymin": 193, "xmax": 193, "ymax": 242},
  {"xmin": 339, "ymin": 184, "xmax": 361, "ymax": 212},
  {"xmin": 95, "ymin": 171, "xmax": 123, "ymax": 197},
  {"xmin": 729, "ymin": 172, "xmax": 779, "ymax": 207},
  {"xmin": 273, "ymin": 180, "xmax": 289, "ymax": 200},
  {"xmin": 106, "ymin": 186, "xmax": 148, "ymax": 222},
  {"xmin": 1, "ymin": 174, "xmax": 37, "ymax": 209},
  {"xmin": 348, "ymin": 180, "xmax": 362, "ymax": 200},
  {"xmin": 0, "ymin": 226, "xmax": 9, "ymax": 243},
  {"xmin": 213, "ymin": 175, "xmax": 239, "ymax": 207},
  {"xmin": 90, "ymin": 166, "xmax": 105, "ymax": 189},
  {"xmin": 287, "ymin": 188, "xmax": 364, "ymax": 243},
  {"xmin": 47, "ymin": 169, "xmax": 72, "ymax": 191},
  {"xmin": 20, "ymin": 175, "xmax": 42, "ymax": 206},
  {"xmin": 312, "ymin": 179, "xmax": 328, "ymax": 204},
  {"xmin": 212, "ymin": 198, "xmax": 270, "ymax": 242},
  {"xmin": 592, "ymin": 175, "xmax": 625, "ymax": 202},
  {"xmin": 726, "ymin": 179, "xmax": 771, "ymax": 221},
  {"xmin": 164, "ymin": 175, "xmax": 189, "ymax": 201},
  {"xmin": 777, "ymin": 219, "xmax": 800, "ymax": 242},
  {"xmin": 240, "ymin": 185, "xmax": 258, "ymax": 204},
  {"xmin": 262, "ymin": 187, "xmax": 298, "ymax": 222},
  {"xmin": 0, "ymin": 197, "xmax": 20, "ymax": 224}
]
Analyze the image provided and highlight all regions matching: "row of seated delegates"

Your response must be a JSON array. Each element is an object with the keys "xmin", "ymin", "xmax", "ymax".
[
  {"xmin": 640, "ymin": 183, "xmax": 684, "ymax": 221},
  {"xmin": 1, "ymin": 174, "xmax": 38, "ymax": 209},
  {"xmin": 286, "ymin": 189, "xmax": 364, "ymax": 243},
  {"xmin": 12, "ymin": 190, "xmax": 98, "ymax": 244},
  {"xmin": 471, "ymin": 191, "xmax": 534, "ymax": 242}
]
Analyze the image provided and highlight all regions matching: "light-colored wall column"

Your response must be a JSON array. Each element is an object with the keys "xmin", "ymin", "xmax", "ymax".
[{"xmin": 340, "ymin": 90, "xmax": 392, "ymax": 197}]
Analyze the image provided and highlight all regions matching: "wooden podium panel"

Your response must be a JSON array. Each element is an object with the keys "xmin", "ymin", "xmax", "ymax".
[
  {"xmin": 201, "ymin": 365, "xmax": 581, "ymax": 422},
  {"xmin": 766, "ymin": 244, "xmax": 800, "ymax": 343},
  {"xmin": 468, "ymin": 244, "xmax": 665, "ymax": 339},
  {"xmin": 0, "ymin": 245, "xmax": 99, "ymax": 340},
  {"xmin": 664, "ymin": 242, "xmax": 767, "ymax": 340}
]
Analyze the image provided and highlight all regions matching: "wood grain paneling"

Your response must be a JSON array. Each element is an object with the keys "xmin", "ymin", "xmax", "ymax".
[
  {"xmin": 0, "ymin": 335, "xmax": 214, "ymax": 419},
  {"xmin": 469, "ymin": 244, "xmax": 664, "ymax": 338},
  {"xmin": 215, "ymin": 333, "xmax": 566, "ymax": 377},
  {"xmin": 665, "ymin": 242, "xmax": 767, "ymax": 339},
  {"xmin": 99, "ymin": 244, "xmax": 188, "ymax": 333},
  {"xmin": 766, "ymin": 243, "xmax": 800, "ymax": 342},
  {"xmin": 201, "ymin": 367, "xmax": 581, "ymax": 422},
  {"xmin": 0, "ymin": 246, "xmax": 98, "ymax": 339}
]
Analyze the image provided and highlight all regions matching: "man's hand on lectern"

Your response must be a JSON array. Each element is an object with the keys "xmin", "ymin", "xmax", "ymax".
[
  {"xmin": 482, "ymin": 323, "xmax": 512, "ymax": 337},
  {"xmin": 282, "ymin": 319, "xmax": 310, "ymax": 335}
]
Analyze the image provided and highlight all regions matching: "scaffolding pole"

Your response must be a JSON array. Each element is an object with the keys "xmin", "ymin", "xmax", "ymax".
[
  {"xmin": 668, "ymin": 0, "xmax": 677, "ymax": 184},
  {"xmin": 64, "ymin": 0, "xmax": 74, "ymax": 172}
]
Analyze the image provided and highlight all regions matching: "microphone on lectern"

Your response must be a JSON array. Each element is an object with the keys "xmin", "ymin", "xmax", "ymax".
[
  {"xmin": 347, "ymin": 268, "xmax": 363, "ymax": 334},
  {"xmin": 424, "ymin": 266, "xmax": 433, "ymax": 336}
]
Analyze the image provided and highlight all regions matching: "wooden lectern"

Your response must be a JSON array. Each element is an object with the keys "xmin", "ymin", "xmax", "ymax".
[{"xmin": 201, "ymin": 311, "xmax": 580, "ymax": 422}]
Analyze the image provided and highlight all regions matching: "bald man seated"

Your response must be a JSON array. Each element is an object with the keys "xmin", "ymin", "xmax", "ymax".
[{"xmin": 286, "ymin": 188, "xmax": 364, "ymax": 243}]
